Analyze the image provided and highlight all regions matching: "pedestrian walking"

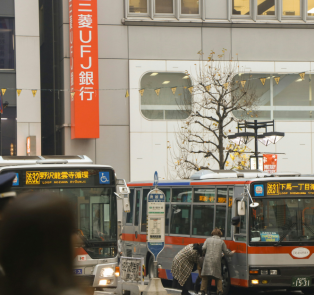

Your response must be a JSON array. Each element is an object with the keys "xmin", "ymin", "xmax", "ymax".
[
  {"xmin": 0, "ymin": 192, "xmax": 87, "ymax": 295},
  {"xmin": 171, "ymin": 243, "xmax": 203, "ymax": 295},
  {"xmin": 200, "ymin": 229, "xmax": 235, "ymax": 295}
]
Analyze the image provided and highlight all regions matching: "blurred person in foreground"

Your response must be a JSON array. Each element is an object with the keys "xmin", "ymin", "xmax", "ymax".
[
  {"xmin": 0, "ymin": 192, "xmax": 86, "ymax": 295},
  {"xmin": 200, "ymin": 228, "xmax": 235, "ymax": 295},
  {"xmin": 0, "ymin": 172, "xmax": 17, "ymax": 220}
]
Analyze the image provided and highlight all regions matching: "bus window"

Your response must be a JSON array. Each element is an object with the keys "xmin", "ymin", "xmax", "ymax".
[
  {"xmin": 134, "ymin": 190, "xmax": 141, "ymax": 226},
  {"xmin": 215, "ymin": 206, "xmax": 226, "ymax": 236},
  {"xmin": 172, "ymin": 188, "xmax": 192, "ymax": 202},
  {"xmin": 126, "ymin": 189, "xmax": 134, "ymax": 224},
  {"xmin": 217, "ymin": 188, "xmax": 227, "ymax": 204},
  {"xmin": 141, "ymin": 189, "xmax": 149, "ymax": 232},
  {"xmin": 226, "ymin": 188, "xmax": 233, "ymax": 237},
  {"xmin": 92, "ymin": 203, "xmax": 110, "ymax": 239},
  {"xmin": 194, "ymin": 188, "xmax": 215, "ymax": 203},
  {"xmin": 165, "ymin": 204, "xmax": 170, "ymax": 234},
  {"xmin": 192, "ymin": 205, "xmax": 214, "ymax": 236},
  {"xmin": 160, "ymin": 188, "xmax": 170, "ymax": 202},
  {"xmin": 170, "ymin": 204, "xmax": 191, "ymax": 235},
  {"xmin": 80, "ymin": 203, "xmax": 90, "ymax": 237}
]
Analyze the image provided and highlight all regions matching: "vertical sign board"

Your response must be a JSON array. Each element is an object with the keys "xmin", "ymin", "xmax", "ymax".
[
  {"xmin": 147, "ymin": 189, "xmax": 165, "ymax": 260},
  {"xmin": 69, "ymin": 0, "xmax": 99, "ymax": 139},
  {"xmin": 263, "ymin": 154, "xmax": 277, "ymax": 173},
  {"xmin": 26, "ymin": 136, "xmax": 36, "ymax": 156}
]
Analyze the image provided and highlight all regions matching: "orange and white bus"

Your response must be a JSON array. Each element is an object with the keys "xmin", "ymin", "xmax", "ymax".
[
  {"xmin": 0, "ymin": 155, "xmax": 129, "ymax": 295},
  {"xmin": 122, "ymin": 170, "xmax": 314, "ymax": 294}
]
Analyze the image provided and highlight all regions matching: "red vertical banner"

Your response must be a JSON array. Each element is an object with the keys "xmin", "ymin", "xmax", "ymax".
[
  {"xmin": 263, "ymin": 154, "xmax": 278, "ymax": 173},
  {"xmin": 69, "ymin": 0, "xmax": 99, "ymax": 139}
]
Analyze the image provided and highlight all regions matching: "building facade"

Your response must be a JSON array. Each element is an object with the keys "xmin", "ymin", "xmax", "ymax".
[{"xmin": 1, "ymin": 0, "xmax": 314, "ymax": 182}]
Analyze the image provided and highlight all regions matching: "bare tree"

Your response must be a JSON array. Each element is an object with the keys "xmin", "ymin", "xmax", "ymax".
[{"xmin": 169, "ymin": 50, "xmax": 259, "ymax": 179}]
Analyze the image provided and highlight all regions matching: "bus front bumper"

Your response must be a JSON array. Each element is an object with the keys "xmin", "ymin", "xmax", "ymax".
[{"xmin": 249, "ymin": 266, "xmax": 314, "ymax": 289}]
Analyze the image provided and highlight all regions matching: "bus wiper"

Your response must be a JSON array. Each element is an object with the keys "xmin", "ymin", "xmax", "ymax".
[{"xmin": 274, "ymin": 221, "xmax": 296, "ymax": 246}]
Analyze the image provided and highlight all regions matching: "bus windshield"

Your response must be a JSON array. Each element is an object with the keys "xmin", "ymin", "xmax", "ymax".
[
  {"xmin": 250, "ymin": 198, "xmax": 314, "ymax": 243},
  {"xmin": 18, "ymin": 187, "xmax": 117, "ymax": 258}
]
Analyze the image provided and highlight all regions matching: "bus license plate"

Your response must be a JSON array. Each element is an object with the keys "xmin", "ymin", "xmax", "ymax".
[
  {"xmin": 74, "ymin": 269, "xmax": 83, "ymax": 275},
  {"xmin": 292, "ymin": 277, "xmax": 311, "ymax": 287}
]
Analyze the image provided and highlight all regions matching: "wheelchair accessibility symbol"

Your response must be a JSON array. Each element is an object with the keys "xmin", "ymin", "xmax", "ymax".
[{"xmin": 99, "ymin": 172, "xmax": 110, "ymax": 184}]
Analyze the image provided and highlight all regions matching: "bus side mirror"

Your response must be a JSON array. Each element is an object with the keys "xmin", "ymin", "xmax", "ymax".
[
  {"xmin": 237, "ymin": 201, "xmax": 246, "ymax": 216},
  {"xmin": 115, "ymin": 179, "xmax": 131, "ymax": 213},
  {"xmin": 123, "ymin": 197, "xmax": 130, "ymax": 213}
]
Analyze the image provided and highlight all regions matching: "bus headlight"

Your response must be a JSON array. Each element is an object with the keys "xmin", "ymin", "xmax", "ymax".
[
  {"xmin": 99, "ymin": 279, "xmax": 111, "ymax": 286},
  {"xmin": 100, "ymin": 267, "xmax": 114, "ymax": 277},
  {"xmin": 270, "ymin": 270, "xmax": 278, "ymax": 275}
]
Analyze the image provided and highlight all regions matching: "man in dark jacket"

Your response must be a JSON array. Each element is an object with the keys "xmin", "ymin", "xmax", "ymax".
[{"xmin": 200, "ymin": 228, "xmax": 235, "ymax": 295}]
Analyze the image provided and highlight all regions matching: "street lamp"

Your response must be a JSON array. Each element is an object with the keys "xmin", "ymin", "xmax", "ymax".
[{"xmin": 227, "ymin": 120, "xmax": 284, "ymax": 170}]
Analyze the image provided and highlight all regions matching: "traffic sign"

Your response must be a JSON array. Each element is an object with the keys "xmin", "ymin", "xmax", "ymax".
[
  {"xmin": 153, "ymin": 171, "xmax": 158, "ymax": 187},
  {"xmin": 147, "ymin": 188, "xmax": 165, "ymax": 260}
]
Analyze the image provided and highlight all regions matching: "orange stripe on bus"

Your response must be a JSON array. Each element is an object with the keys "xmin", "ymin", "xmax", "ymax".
[
  {"xmin": 158, "ymin": 269, "xmax": 167, "ymax": 279},
  {"xmin": 74, "ymin": 247, "xmax": 88, "ymax": 256},
  {"xmin": 230, "ymin": 278, "xmax": 249, "ymax": 287},
  {"xmin": 122, "ymin": 234, "xmax": 247, "ymax": 253},
  {"xmin": 190, "ymin": 181, "xmax": 250, "ymax": 186},
  {"xmin": 128, "ymin": 183, "xmax": 153, "ymax": 187}
]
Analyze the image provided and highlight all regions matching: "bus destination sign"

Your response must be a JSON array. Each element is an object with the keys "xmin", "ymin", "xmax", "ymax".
[
  {"xmin": 267, "ymin": 182, "xmax": 314, "ymax": 196},
  {"xmin": 3, "ymin": 169, "xmax": 113, "ymax": 187},
  {"xmin": 26, "ymin": 171, "xmax": 89, "ymax": 185}
]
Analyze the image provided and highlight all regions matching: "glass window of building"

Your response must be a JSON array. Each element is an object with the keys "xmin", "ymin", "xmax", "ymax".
[
  {"xmin": 141, "ymin": 72, "xmax": 192, "ymax": 120},
  {"xmin": 282, "ymin": 0, "xmax": 300, "ymax": 16},
  {"xmin": 232, "ymin": 73, "xmax": 271, "ymax": 120},
  {"xmin": 308, "ymin": 0, "xmax": 314, "ymax": 16},
  {"xmin": 233, "ymin": 73, "xmax": 314, "ymax": 121},
  {"xmin": 0, "ymin": 18, "xmax": 14, "ymax": 70},
  {"xmin": 257, "ymin": 0, "xmax": 275, "ymax": 16},
  {"xmin": 232, "ymin": 0, "xmax": 250, "ymax": 15},
  {"xmin": 129, "ymin": 0, "xmax": 148, "ymax": 13},
  {"xmin": 181, "ymin": 0, "xmax": 199, "ymax": 14},
  {"xmin": 156, "ymin": 0, "xmax": 173, "ymax": 13}
]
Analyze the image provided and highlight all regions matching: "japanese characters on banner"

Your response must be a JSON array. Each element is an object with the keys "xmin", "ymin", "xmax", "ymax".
[
  {"xmin": 69, "ymin": 0, "xmax": 99, "ymax": 139},
  {"xmin": 263, "ymin": 154, "xmax": 277, "ymax": 173}
]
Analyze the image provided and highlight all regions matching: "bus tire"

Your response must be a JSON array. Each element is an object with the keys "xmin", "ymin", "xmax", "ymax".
[
  {"xmin": 148, "ymin": 255, "xmax": 155, "ymax": 279},
  {"xmin": 221, "ymin": 259, "xmax": 230, "ymax": 295}
]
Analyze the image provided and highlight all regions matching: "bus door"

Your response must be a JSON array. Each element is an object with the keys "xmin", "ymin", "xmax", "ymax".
[
  {"xmin": 124, "ymin": 188, "xmax": 135, "ymax": 257},
  {"xmin": 90, "ymin": 195, "xmax": 110, "ymax": 239},
  {"xmin": 231, "ymin": 185, "xmax": 248, "ymax": 287},
  {"xmin": 133, "ymin": 189, "xmax": 142, "ymax": 257}
]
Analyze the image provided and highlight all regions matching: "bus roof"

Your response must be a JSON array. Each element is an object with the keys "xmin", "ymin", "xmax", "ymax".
[
  {"xmin": 0, "ymin": 155, "xmax": 94, "ymax": 166},
  {"xmin": 128, "ymin": 169, "xmax": 314, "ymax": 187}
]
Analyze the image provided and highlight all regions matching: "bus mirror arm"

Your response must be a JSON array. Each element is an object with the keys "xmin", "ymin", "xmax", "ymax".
[{"xmin": 245, "ymin": 186, "xmax": 259, "ymax": 208}]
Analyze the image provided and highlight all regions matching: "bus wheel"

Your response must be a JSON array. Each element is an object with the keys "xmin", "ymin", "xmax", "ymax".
[
  {"xmin": 221, "ymin": 259, "xmax": 230, "ymax": 295},
  {"xmin": 148, "ymin": 255, "xmax": 155, "ymax": 278}
]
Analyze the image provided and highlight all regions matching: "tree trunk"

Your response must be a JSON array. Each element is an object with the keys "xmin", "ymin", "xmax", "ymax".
[{"xmin": 218, "ymin": 120, "xmax": 224, "ymax": 169}]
